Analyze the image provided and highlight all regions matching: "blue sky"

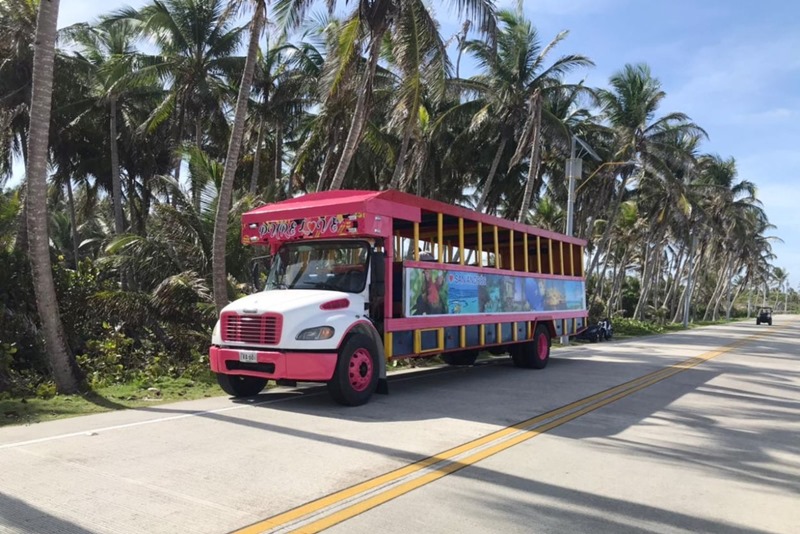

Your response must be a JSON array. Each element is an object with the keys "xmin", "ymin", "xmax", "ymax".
[{"xmin": 15, "ymin": 0, "xmax": 800, "ymax": 286}]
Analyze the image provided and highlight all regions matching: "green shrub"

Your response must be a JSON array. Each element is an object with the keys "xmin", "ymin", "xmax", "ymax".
[
  {"xmin": 612, "ymin": 317, "xmax": 666, "ymax": 336},
  {"xmin": 35, "ymin": 382, "xmax": 57, "ymax": 399}
]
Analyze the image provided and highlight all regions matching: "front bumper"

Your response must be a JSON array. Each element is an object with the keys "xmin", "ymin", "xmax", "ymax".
[{"xmin": 210, "ymin": 346, "xmax": 338, "ymax": 382}]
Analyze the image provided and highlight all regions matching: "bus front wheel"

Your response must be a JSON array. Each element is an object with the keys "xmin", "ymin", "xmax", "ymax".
[
  {"xmin": 510, "ymin": 324, "xmax": 550, "ymax": 369},
  {"xmin": 328, "ymin": 334, "xmax": 379, "ymax": 406}
]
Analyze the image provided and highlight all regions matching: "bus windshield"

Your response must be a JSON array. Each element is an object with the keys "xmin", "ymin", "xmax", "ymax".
[{"xmin": 265, "ymin": 240, "xmax": 370, "ymax": 293}]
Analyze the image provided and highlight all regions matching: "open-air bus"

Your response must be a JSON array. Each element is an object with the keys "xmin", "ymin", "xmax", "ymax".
[{"xmin": 209, "ymin": 190, "xmax": 588, "ymax": 405}]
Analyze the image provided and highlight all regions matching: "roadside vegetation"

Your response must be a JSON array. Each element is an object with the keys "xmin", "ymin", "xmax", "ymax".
[{"xmin": 1, "ymin": 1, "xmax": 796, "ymax": 422}]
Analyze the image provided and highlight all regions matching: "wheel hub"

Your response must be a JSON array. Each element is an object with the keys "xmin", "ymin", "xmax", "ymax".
[{"xmin": 348, "ymin": 348, "xmax": 373, "ymax": 392}]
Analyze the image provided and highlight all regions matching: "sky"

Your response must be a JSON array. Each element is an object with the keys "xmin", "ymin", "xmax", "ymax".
[{"xmin": 11, "ymin": 0, "xmax": 800, "ymax": 287}]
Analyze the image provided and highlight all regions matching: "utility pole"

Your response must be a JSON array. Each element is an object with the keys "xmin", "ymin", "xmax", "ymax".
[
  {"xmin": 565, "ymin": 137, "xmax": 581, "ymax": 236},
  {"xmin": 563, "ymin": 136, "xmax": 598, "ymax": 346}
]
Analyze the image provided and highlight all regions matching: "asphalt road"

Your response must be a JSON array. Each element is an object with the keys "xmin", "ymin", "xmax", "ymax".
[{"xmin": 1, "ymin": 319, "xmax": 798, "ymax": 534}]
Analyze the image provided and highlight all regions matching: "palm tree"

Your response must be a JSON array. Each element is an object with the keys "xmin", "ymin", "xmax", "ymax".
[
  {"xmin": 277, "ymin": 0, "xmax": 496, "ymax": 191},
  {"xmin": 462, "ymin": 7, "xmax": 593, "ymax": 213},
  {"xmin": 384, "ymin": 0, "xmax": 450, "ymax": 191},
  {"xmin": 0, "ymin": 0, "xmax": 38, "ymax": 172},
  {"xmin": 63, "ymin": 18, "xmax": 144, "ymax": 236},
  {"xmin": 248, "ymin": 38, "xmax": 318, "ymax": 195},
  {"xmin": 1, "ymin": 0, "xmax": 41, "ymax": 252},
  {"xmin": 114, "ymin": 0, "xmax": 247, "ymax": 186},
  {"xmin": 772, "ymin": 267, "xmax": 789, "ymax": 311},
  {"xmin": 588, "ymin": 63, "xmax": 705, "ymax": 281},
  {"xmin": 26, "ymin": 0, "xmax": 81, "ymax": 393},
  {"xmin": 628, "ymin": 132, "xmax": 698, "ymax": 319},
  {"xmin": 212, "ymin": 0, "xmax": 266, "ymax": 312}
]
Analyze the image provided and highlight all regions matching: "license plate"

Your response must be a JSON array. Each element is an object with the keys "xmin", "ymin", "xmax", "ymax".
[{"xmin": 239, "ymin": 351, "xmax": 258, "ymax": 363}]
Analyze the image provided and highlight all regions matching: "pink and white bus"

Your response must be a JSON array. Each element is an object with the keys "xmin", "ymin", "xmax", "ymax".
[{"xmin": 210, "ymin": 190, "xmax": 588, "ymax": 405}]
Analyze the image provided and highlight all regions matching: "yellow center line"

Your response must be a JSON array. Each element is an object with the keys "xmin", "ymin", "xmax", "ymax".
[{"xmin": 233, "ymin": 326, "xmax": 783, "ymax": 534}]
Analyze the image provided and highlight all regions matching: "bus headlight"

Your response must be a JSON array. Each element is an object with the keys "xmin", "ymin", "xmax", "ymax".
[{"xmin": 296, "ymin": 326, "xmax": 335, "ymax": 340}]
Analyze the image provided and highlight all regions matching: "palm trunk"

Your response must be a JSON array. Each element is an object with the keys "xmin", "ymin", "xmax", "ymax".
[
  {"xmin": 328, "ymin": 28, "xmax": 387, "ymax": 191},
  {"xmin": 389, "ymin": 119, "xmax": 414, "ymax": 190},
  {"xmin": 315, "ymin": 141, "xmax": 338, "ymax": 193},
  {"xmin": 516, "ymin": 92, "xmax": 543, "ymax": 223},
  {"xmin": 110, "ymin": 98, "xmax": 125, "ymax": 234},
  {"xmin": 169, "ymin": 98, "xmax": 186, "ymax": 206},
  {"xmin": 609, "ymin": 244, "xmax": 631, "ymax": 315},
  {"xmin": 415, "ymin": 143, "xmax": 431, "ymax": 196},
  {"xmin": 703, "ymin": 252, "xmax": 728, "ymax": 321},
  {"xmin": 26, "ymin": 0, "xmax": 81, "ymax": 394},
  {"xmin": 476, "ymin": 136, "xmax": 507, "ymax": 212},
  {"xmin": 249, "ymin": 118, "xmax": 265, "ymax": 194},
  {"xmin": 65, "ymin": 179, "xmax": 80, "ymax": 268},
  {"xmin": 212, "ymin": 2, "xmax": 265, "ymax": 313},
  {"xmin": 273, "ymin": 121, "xmax": 283, "ymax": 192},
  {"xmin": 662, "ymin": 241, "xmax": 686, "ymax": 315},
  {"xmin": 15, "ymin": 181, "xmax": 29, "ymax": 254},
  {"xmin": 587, "ymin": 167, "xmax": 635, "ymax": 280},
  {"xmin": 15, "ymin": 141, "xmax": 30, "ymax": 253},
  {"xmin": 634, "ymin": 224, "xmax": 663, "ymax": 319},
  {"xmin": 597, "ymin": 232, "xmax": 623, "ymax": 304},
  {"xmin": 173, "ymin": 107, "xmax": 185, "ymax": 180},
  {"xmin": 193, "ymin": 118, "xmax": 204, "ymax": 209}
]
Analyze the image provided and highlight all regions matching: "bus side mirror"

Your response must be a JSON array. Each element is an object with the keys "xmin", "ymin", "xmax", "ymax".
[
  {"xmin": 370, "ymin": 252, "xmax": 386, "ymax": 297},
  {"xmin": 250, "ymin": 255, "xmax": 272, "ymax": 291}
]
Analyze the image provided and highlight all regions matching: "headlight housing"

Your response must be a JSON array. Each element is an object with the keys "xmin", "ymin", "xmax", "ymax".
[
  {"xmin": 296, "ymin": 326, "xmax": 335, "ymax": 340},
  {"xmin": 212, "ymin": 321, "xmax": 221, "ymax": 343}
]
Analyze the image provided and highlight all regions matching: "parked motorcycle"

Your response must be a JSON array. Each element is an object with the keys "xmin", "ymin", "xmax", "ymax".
[{"xmin": 577, "ymin": 318, "xmax": 613, "ymax": 343}]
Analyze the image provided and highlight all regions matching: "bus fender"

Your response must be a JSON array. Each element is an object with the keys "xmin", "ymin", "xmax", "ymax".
[{"xmin": 535, "ymin": 319, "xmax": 557, "ymax": 340}]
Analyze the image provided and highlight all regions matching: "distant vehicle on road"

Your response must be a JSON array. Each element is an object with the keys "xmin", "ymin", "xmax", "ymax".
[
  {"xmin": 576, "ymin": 318, "xmax": 613, "ymax": 342},
  {"xmin": 756, "ymin": 307, "xmax": 773, "ymax": 325}
]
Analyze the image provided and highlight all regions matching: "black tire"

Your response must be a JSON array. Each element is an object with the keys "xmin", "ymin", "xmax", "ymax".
[
  {"xmin": 216, "ymin": 373, "xmax": 268, "ymax": 397},
  {"xmin": 442, "ymin": 350, "xmax": 479, "ymax": 366},
  {"xmin": 510, "ymin": 324, "xmax": 550, "ymax": 369},
  {"xmin": 756, "ymin": 319, "xmax": 761, "ymax": 325},
  {"xmin": 768, "ymin": 319, "xmax": 772, "ymax": 326},
  {"xmin": 327, "ymin": 333, "xmax": 379, "ymax": 406}
]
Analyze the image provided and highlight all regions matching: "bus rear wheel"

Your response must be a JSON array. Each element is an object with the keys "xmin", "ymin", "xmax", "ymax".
[
  {"xmin": 442, "ymin": 350, "xmax": 479, "ymax": 366},
  {"xmin": 216, "ymin": 374, "xmax": 268, "ymax": 397},
  {"xmin": 510, "ymin": 324, "xmax": 550, "ymax": 369},
  {"xmin": 327, "ymin": 334, "xmax": 379, "ymax": 406}
]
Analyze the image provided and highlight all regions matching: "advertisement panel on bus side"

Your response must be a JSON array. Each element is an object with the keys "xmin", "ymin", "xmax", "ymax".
[{"xmin": 404, "ymin": 267, "xmax": 586, "ymax": 317}]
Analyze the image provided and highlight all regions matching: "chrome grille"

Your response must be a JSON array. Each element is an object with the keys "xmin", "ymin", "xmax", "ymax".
[{"xmin": 222, "ymin": 313, "xmax": 282, "ymax": 345}]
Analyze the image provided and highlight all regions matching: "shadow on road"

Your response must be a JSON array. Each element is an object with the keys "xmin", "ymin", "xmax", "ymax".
[
  {"xmin": 0, "ymin": 491, "xmax": 96, "ymax": 534},
  {"xmin": 451, "ymin": 464, "xmax": 776, "ymax": 534}
]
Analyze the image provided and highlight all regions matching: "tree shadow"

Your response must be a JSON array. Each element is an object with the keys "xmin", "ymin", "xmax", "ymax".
[
  {"xmin": 81, "ymin": 391, "xmax": 129, "ymax": 411},
  {"xmin": 449, "ymin": 465, "xmax": 776, "ymax": 534},
  {"xmin": 0, "ymin": 491, "xmax": 97, "ymax": 534}
]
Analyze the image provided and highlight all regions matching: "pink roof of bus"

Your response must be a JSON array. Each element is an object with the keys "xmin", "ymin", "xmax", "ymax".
[{"xmin": 241, "ymin": 189, "xmax": 585, "ymax": 245}]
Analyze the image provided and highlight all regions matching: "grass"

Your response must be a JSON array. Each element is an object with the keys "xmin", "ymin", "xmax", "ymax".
[
  {"xmin": 0, "ymin": 376, "xmax": 222, "ymax": 428},
  {"xmin": 1, "ymin": 317, "xmax": 756, "ymax": 428}
]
